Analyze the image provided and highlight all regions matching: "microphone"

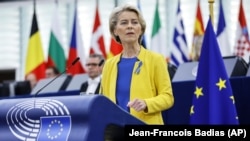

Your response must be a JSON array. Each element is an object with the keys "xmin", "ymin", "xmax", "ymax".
[
  {"xmin": 34, "ymin": 57, "xmax": 80, "ymax": 96},
  {"xmin": 71, "ymin": 57, "xmax": 80, "ymax": 66},
  {"xmin": 98, "ymin": 59, "xmax": 104, "ymax": 66}
]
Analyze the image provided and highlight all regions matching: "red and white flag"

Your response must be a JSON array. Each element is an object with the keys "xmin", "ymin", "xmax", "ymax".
[
  {"xmin": 234, "ymin": 0, "xmax": 250, "ymax": 63},
  {"xmin": 89, "ymin": 4, "xmax": 107, "ymax": 59}
]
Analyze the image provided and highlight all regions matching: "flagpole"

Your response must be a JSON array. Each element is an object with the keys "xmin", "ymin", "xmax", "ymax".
[
  {"xmin": 208, "ymin": 0, "xmax": 214, "ymax": 26},
  {"xmin": 33, "ymin": 0, "xmax": 36, "ymax": 12},
  {"xmin": 114, "ymin": 0, "xmax": 118, "ymax": 7},
  {"xmin": 75, "ymin": 0, "xmax": 77, "ymax": 7}
]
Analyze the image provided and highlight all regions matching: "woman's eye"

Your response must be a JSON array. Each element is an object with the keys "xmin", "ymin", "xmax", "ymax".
[
  {"xmin": 119, "ymin": 21, "xmax": 127, "ymax": 25},
  {"xmin": 132, "ymin": 21, "xmax": 138, "ymax": 24}
]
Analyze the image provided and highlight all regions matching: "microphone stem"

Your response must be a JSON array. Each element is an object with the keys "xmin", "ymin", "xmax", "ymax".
[
  {"xmin": 33, "ymin": 57, "xmax": 79, "ymax": 96},
  {"xmin": 34, "ymin": 71, "xmax": 66, "ymax": 96}
]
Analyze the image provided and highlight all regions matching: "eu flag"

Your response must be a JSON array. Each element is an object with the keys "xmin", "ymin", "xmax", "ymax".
[
  {"xmin": 37, "ymin": 116, "xmax": 71, "ymax": 141},
  {"xmin": 189, "ymin": 17, "xmax": 239, "ymax": 125}
]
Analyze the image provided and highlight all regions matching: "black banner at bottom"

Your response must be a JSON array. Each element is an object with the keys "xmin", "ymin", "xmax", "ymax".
[{"xmin": 124, "ymin": 125, "xmax": 250, "ymax": 140}]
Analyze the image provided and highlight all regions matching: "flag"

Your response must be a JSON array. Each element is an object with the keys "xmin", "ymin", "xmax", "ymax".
[
  {"xmin": 67, "ymin": 7, "xmax": 86, "ymax": 75},
  {"xmin": 234, "ymin": 0, "xmax": 250, "ymax": 63},
  {"xmin": 47, "ymin": 4, "xmax": 66, "ymax": 73},
  {"xmin": 150, "ymin": 1, "xmax": 167, "ymax": 60},
  {"xmin": 216, "ymin": 0, "xmax": 232, "ymax": 57},
  {"xmin": 37, "ymin": 116, "xmax": 71, "ymax": 141},
  {"xmin": 137, "ymin": 0, "xmax": 147, "ymax": 48},
  {"xmin": 25, "ymin": 10, "xmax": 46, "ymax": 81},
  {"xmin": 170, "ymin": 0, "xmax": 189, "ymax": 67},
  {"xmin": 190, "ymin": 17, "xmax": 239, "ymax": 125},
  {"xmin": 89, "ymin": 4, "xmax": 107, "ymax": 59},
  {"xmin": 107, "ymin": 38, "xmax": 123, "ymax": 59},
  {"xmin": 190, "ymin": 0, "xmax": 204, "ymax": 61},
  {"xmin": 107, "ymin": 2, "xmax": 123, "ymax": 59}
]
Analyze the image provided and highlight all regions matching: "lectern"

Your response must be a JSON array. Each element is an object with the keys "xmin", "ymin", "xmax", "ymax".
[{"xmin": 0, "ymin": 95, "xmax": 145, "ymax": 141}]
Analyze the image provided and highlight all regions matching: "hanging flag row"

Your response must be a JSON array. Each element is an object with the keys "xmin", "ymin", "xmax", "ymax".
[
  {"xmin": 25, "ymin": 1, "xmax": 107, "ymax": 81},
  {"xmin": 170, "ymin": 0, "xmax": 250, "ymax": 67},
  {"xmin": 25, "ymin": 0, "xmax": 250, "ymax": 81},
  {"xmin": 25, "ymin": 0, "xmax": 149, "ymax": 81}
]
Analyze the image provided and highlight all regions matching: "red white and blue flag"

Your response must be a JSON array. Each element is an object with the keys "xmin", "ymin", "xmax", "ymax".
[
  {"xmin": 234, "ymin": 0, "xmax": 250, "ymax": 63},
  {"xmin": 67, "ymin": 8, "xmax": 86, "ymax": 75}
]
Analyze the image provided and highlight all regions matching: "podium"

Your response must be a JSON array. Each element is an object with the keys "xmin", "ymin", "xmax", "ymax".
[{"xmin": 0, "ymin": 95, "xmax": 145, "ymax": 141}]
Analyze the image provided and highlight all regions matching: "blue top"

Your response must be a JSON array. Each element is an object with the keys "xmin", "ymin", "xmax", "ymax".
[{"xmin": 116, "ymin": 57, "xmax": 137, "ymax": 112}]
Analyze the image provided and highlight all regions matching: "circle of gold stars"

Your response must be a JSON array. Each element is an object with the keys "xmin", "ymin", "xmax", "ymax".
[{"xmin": 46, "ymin": 119, "xmax": 64, "ymax": 140}]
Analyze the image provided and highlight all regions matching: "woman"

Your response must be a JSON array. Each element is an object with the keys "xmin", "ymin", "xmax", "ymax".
[{"xmin": 100, "ymin": 4, "xmax": 174, "ymax": 125}]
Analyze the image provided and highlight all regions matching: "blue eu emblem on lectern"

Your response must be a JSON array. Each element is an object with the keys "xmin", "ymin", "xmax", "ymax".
[{"xmin": 37, "ymin": 116, "xmax": 71, "ymax": 141}]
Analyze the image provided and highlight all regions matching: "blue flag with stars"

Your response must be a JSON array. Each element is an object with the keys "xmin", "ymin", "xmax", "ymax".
[
  {"xmin": 189, "ymin": 17, "xmax": 239, "ymax": 125},
  {"xmin": 37, "ymin": 116, "xmax": 71, "ymax": 141}
]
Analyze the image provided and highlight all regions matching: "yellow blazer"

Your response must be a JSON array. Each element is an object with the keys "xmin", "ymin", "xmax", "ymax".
[{"xmin": 100, "ymin": 47, "xmax": 174, "ymax": 124}]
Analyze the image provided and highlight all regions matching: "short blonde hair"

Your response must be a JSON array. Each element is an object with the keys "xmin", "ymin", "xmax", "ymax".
[{"xmin": 109, "ymin": 4, "xmax": 146, "ymax": 44}]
